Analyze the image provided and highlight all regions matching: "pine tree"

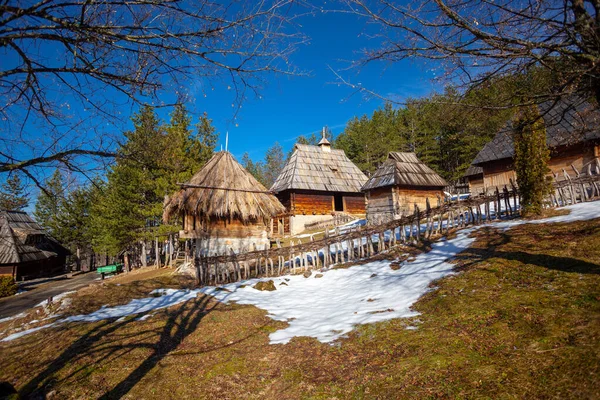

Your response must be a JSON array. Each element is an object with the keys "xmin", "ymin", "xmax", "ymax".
[
  {"xmin": 513, "ymin": 104, "xmax": 552, "ymax": 216},
  {"xmin": 0, "ymin": 174, "xmax": 28, "ymax": 211},
  {"xmin": 263, "ymin": 142, "xmax": 285, "ymax": 188},
  {"xmin": 241, "ymin": 152, "xmax": 262, "ymax": 183},
  {"xmin": 56, "ymin": 184, "xmax": 94, "ymax": 269},
  {"xmin": 89, "ymin": 104, "xmax": 219, "ymax": 256},
  {"xmin": 33, "ymin": 169, "xmax": 65, "ymax": 237},
  {"xmin": 191, "ymin": 112, "xmax": 219, "ymax": 167}
]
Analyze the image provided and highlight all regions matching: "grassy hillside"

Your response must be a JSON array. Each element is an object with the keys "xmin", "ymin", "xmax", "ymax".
[{"xmin": 0, "ymin": 218, "xmax": 599, "ymax": 399}]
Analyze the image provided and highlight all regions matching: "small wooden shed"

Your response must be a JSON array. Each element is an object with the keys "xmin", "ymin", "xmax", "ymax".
[
  {"xmin": 362, "ymin": 152, "xmax": 447, "ymax": 225},
  {"xmin": 270, "ymin": 136, "xmax": 368, "ymax": 235},
  {"xmin": 0, "ymin": 210, "xmax": 70, "ymax": 281},
  {"xmin": 463, "ymin": 165, "xmax": 484, "ymax": 195},
  {"xmin": 163, "ymin": 151, "xmax": 286, "ymax": 256},
  {"xmin": 471, "ymin": 98, "xmax": 600, "ymax": 193}
]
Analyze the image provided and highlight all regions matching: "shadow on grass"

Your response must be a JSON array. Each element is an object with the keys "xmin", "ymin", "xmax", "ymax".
[
  {"xmin": 455, "ymin": 227, "xmax": 600, "ymax": 275},
  {"xmin": 18, "ymin": 292, "xmax": 256, "ymax": 399}
]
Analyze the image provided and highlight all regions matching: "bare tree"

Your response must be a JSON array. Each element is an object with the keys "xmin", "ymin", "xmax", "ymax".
[
  {"xmin": 342, "ymin": 0, "xmax": 600, "ymax": 106},
  {"xmin": 0, "ymin": 0, "xmax": 304, "ymax": 180}
]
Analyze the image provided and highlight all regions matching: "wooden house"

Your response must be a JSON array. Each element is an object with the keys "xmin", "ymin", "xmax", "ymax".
[
  {"xmin": 0, "ymin": 210, "xmax": 70, "ymax": 281},
  {"xmin": 270, "ymin": 136, "xmax": 368, "ymax": 235},
  {"xmin": 463, "ymin": 165, "xmax": 484, "ymax": 195},
  {"xmin": 163, "ymin": 151, "xmax": 286, "ymax": 256},
  {"xmin": 362, "ymin": 152, "xmax": 447, "ymax": 225},
  {"xmin": 470, "ymin": 98, "xmax": 600, "ymax": 193}
]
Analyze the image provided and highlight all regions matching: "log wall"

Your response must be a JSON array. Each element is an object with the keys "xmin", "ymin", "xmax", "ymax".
[
  {"xmin": 181, "ymin": 218, "xmax": 268, "ymax": 239},
  {"xmin": 482, "ymin": 161, "xmax": 516, "ymax": 191},
  {"xmin": 468, "ymin": 175, "xmax": 485, "ymax": 195},
  {"xmin": 395, "ymin": 187, "xmax": 445, "ymax": 215},
  {"xmin": 481, "ymin": 143, "xmax": 598, "ymax": 193},
  {"xmin": 0, "ymin": 265, "xmax": 16, "ymax": 279},
  {"xmin": 548, "ymin": 144, "xmax": 595, "ymax": 175},
  {"xmin": 344, "ymin": 194, "xmax": 367, "ymax": 214},
  {"xmin": 366, "ymin": 187, "xmax": 395, "ymax": 225},
  {"xmin": 292, "ymin": 191, "xmax": 334, "ymax": 215}
]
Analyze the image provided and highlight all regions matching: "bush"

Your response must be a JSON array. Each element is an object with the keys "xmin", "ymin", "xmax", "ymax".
[{"xmin": 0, "ymin": 275, "xmax": 18, "ymax": 298}]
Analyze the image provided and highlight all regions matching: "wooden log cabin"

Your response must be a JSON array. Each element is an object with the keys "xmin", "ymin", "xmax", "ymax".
[
  {"xmin": 163, "ymin": 151, "xmax": 286, "ymax": 256},
  {"xmin": 270, "ymin": 135, "xmax": 368, "ymax": 236},
  {"xmin": 362, "ymin": 152, "xmax": 447, "ymax": 225},
  {"xmin": 463, "ymin": 165, "xmax": 485, "ymax": 195},
  {"xmin": 469, "ymin": 98, "xmax": 600, "ymax": 193},
  {"xmin": 0, "ymin": 210, "xmax": 70, "ymax": 281}
]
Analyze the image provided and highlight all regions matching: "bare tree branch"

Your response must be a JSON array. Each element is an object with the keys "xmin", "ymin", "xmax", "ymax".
[
  {"xmin": 0, "ymin": 0, "xmax": 306, "ymax": 183},
  {"xmin": 340, "ymin": 0, "xmax": 600, "ymax": 107}
]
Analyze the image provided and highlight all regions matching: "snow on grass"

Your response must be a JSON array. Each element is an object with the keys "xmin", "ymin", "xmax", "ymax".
[
  {"xmin": 2, "ymin": 201, "xmax": 599, "ymax": 345},
  {"xmin": 200, "ymin": 200, "xmax": 600, "ymax": 344},
  {"xmin": 201, "ymin": 224, "xmax": 476, "ymax": 344},
  {"xmin": 0, "ymin": 288, "xmax": 202, "ymax": 342},
  {"xmin": 34, "ymin": 291, "xmax": 77, "ymax": 308},
  {"xmin": 0, "ymin": 312, "xmax": 27, "ymax": 324}
]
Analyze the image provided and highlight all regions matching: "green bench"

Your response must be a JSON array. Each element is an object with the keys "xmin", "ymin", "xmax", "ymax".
[{"xmin": 96, "ymin": 263, "xmax": 123, "ymax": 279}]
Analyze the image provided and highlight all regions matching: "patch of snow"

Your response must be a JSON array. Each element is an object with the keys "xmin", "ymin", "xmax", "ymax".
[
  {"xmin": 136, "ymin": 313, "xmax": 153, "ymax": 321},
  {"xmin": 0, "ymin": 312, "xmax": 27, "ymax": 324},
  {"xmin": 199, "ymin": 201, "xmax": 600, "ymax": 344},
  {"xmin": 1, "ymin": 323, "xmax": 59, "ymax": 342},
  {"xmin": 1, "ymin": 289, "xmax": 201, "ymax": 342},
  {"xmin": 200, "ymin": 223, "xmax": 476, "ymax": 344},
  {"xmin": 34, "ymin": 291, "xmax": 77, "ymax": 309}
]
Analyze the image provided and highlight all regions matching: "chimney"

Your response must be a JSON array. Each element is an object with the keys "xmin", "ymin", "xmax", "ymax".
[{"xmin": 318, "ymin": 127, "xmax": 331, "ymax": 152}]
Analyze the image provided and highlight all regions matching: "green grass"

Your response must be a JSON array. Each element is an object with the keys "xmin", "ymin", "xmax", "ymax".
[{"xmin": 0, "ymin": 217, "xmax": 599, "ymax": 399}]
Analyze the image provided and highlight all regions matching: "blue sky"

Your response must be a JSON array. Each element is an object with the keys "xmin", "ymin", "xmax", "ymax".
[
  {"xmin": 181, "ymin": 8, "xmax": 439, "ymax": 161},
  {"xmin": 2, "ymin": 3, "xmax": 443, "ymax": 204}
]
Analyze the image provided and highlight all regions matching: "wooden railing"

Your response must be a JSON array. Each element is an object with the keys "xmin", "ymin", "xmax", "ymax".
[
  {"xmin": 302, "ymin": 212, "xmax": 356, "ymax": 231},
  {"xmin": 193, "ymin": 171, "xmax": 600, "ymax": 286}
]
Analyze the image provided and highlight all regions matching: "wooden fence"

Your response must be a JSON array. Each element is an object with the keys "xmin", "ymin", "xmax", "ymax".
[{"xmin": 193, "ymin": 171, "xmax": 600, "ymax": 286}]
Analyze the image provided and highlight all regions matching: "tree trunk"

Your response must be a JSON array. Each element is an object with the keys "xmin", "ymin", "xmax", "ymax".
[
  {"xmin": 76, "ymin": 247, "xmax": 81, "ymax": 271},
  {"xmin": 155, "ymin": 237, "xmax": 160, "ymax": 268},
  {"xmin": 141, "ymin": 240, "xmax": 147, "ymax": 267}
]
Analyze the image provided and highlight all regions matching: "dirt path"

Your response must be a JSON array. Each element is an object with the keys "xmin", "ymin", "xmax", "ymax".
[{"xmin": 0, "ymin": 272, "xmax": 99, "ymax": 319}]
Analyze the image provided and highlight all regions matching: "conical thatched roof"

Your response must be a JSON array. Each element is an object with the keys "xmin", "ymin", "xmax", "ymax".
[
  {"xmin": 362, "ymin": 152, "xmax": 447, "ymax": 191},
  {"xmin": 163, "ymin": 151, "xmax": 286, "ymax": 223}
]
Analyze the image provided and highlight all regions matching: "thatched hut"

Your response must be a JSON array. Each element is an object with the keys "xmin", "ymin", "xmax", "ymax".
[
  {"xmin": 0, "ymin": 210, "xmax": 70, "ymax": 281},
  {"xmin": 471, "ymin": 98, "xmax": 600, "ymax": 193},
  {"xmin": 270, "ymin": 135, "xmax": 368, "ymax": 235},
  {"xmin": 163, "ymin": 151, "xmax": 286, "ymax": 256},
  {"xmin": 362, "ymin": 152, "xmax": 447, "ymax": 225}
]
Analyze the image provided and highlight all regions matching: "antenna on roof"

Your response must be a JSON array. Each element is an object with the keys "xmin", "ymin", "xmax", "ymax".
[
  {"xmin": 322, "ymin": 126, "xmax": 326, "ymax": 138},
  {"xmin": 225, "ymin": 131, "xmax": 229, "ymax": 152}
]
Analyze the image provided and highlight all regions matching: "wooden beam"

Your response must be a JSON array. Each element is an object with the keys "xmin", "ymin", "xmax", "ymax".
[{"xmin": 176, "ymin": 183, "xmax": 274, "ymax": 194}]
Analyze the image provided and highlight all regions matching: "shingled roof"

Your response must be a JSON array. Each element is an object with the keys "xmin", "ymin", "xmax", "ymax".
[
  {"xmin": 473, "ymin": 98, "xmax": 600, "ymax": 165},
  {"xmin": 463, "ymin": 164, "xmax": 483, "ymax": 178},
  {"xmin": 270, "ymin": 144, "xmax": 368, "ymax": 193},
  {"xmin": 362, "ymin": 152, "xmax": 447, "ymax": 191},
  {"xmin": 0, "ymin": 210, "xmax": 69, "ymax": 265}
]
